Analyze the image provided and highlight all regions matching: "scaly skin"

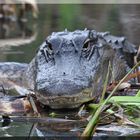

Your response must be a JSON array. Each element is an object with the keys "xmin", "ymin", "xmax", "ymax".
[{"xmin": 0, "ymin": 30, "xmax": 137, "ymax": 109}]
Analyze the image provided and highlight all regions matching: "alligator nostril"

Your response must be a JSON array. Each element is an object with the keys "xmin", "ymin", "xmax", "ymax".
[{"xmin": 63, "ymin": 72, "xmax": 66, "ymax": 75}]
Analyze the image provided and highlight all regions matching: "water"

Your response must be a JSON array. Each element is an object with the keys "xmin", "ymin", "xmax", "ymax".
[
  {"xmin": 0, "ymin": 4, "xmax": 140, "ymax": 137},
  {"xmin": 1, "ymin": 4, "xmax": 140, "ymax": 63}
]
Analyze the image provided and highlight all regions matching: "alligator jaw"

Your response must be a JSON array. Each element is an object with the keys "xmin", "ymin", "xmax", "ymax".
[{"xmin": 36, "ymin": 88, "xmax": 93, "ymax": 109}]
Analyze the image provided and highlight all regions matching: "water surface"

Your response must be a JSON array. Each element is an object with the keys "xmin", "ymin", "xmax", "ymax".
[{"xmin": 1, "ymin": 4, "xmax": 140, "ymax": 63}]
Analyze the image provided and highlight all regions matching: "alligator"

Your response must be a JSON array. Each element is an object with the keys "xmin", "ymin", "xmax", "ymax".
[{"xmin": 0, "ymin": 29, "xmax": 137, "ymax": 109}]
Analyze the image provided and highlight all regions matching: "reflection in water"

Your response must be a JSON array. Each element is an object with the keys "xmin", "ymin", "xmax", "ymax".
[
  {"xmin": 0, "ymin": 2, "xmax": 38, "ymax": 61},
  {"xmin": 1, "ymin": 116, "xmax": 139, "ymax": 137},
  {"xmin": 0, "ymin": 18, "xmax": 37, "ymax": 61},
  {"xmin": 0, "ymin": 4, "xmax": 38, "ymax": 61},
  {"xmin": 0, "ymin": 12, "xmax": 37, "ymax": 41},
  {"xmin": 0, "ymin": 2, "xmax": 38, "ymax": 19},
  {"xmin": 0, "ymin": 19, "xmax": 37, "ymax": 48},
  {"xmin": 35, "ymin": 121, "xmax": 83, "ymax": 137},
  {"xmin": 119, "ymin": 5, "xmax": 140, "ymax": 45},
  {"xmin": 0, "ymin": 121, "xmax": 33, "ymax": 137},
  {"xmin": 0, "ymin": 109, "xmax": 86, "ymax": 137},
  {"xmin": 0, "ymin": 32, "xmax": 37, "ymax": 48}
]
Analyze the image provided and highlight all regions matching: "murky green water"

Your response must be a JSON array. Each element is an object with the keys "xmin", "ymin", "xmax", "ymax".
[
  {"xmin": 1, "ymin": 4, "xmax": 140, "ymax": 63},
  {"xmin": 0, "ymin": 4, "xmax": 140, "ymax": 137}
]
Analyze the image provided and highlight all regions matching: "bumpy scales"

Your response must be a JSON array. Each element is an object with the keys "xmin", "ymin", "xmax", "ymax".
[{"xmin": 0, "ymin": 30, "xmax": 137, "ymax": 109}]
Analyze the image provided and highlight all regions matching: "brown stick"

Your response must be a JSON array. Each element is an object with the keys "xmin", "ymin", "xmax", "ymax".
[{"xmin": 123, "ymin": 71, "xmax": 140, "ymax": 82}]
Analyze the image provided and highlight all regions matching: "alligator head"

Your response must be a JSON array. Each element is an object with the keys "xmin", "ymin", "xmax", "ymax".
[{"xmin": 31, "ymin": 29, "xmax": 136, "ymax": 109}]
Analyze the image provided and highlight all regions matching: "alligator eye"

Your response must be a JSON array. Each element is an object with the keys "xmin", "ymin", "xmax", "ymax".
[
  {"xmin": 83, "ymin": 39, "xmax": 90, "ymax": 50},
  {"xmin": 40, "ymin": 47, "xmax": 49, "ymax": 62},
  {"xmin": 47, "ymin": 42, "xmax": 53, "ymax": 51},
  {"xmin": 40, "ymin": 42, "xmax": 54, "ymax": 63},
  {"xmin": 46, "ymin": 42, "xmax": 53, "ymax": 55},
  {"xmin": 82, "ymin": 38, "xmax": 96, "ymax": 60}
]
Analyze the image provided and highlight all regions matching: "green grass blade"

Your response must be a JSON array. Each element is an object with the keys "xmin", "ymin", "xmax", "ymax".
[
  {"xmin": 99, "ymin": 61, "xmax": 111, "ymax": 103},
  {"xmin": 109, "ymin": 96, "xmax": 140, "ymax": 103},
  {"xmin": 136, "ymin": 90, "xmax": 140, "ymax": 97}
]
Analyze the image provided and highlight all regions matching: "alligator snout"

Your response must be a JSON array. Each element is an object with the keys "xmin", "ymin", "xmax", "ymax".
[
  {"xmin": 37, "ymin": 78, "xmax": 91, "ymax": 96},
  {"xmin": 35, "ymin": 78, "xmax": 93, "ymax": 108}
]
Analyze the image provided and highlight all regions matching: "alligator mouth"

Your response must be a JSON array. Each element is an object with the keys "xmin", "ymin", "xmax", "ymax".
[{"xmin": 36, "ymin": 88, "xmax": 93, "ymax": 109}]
